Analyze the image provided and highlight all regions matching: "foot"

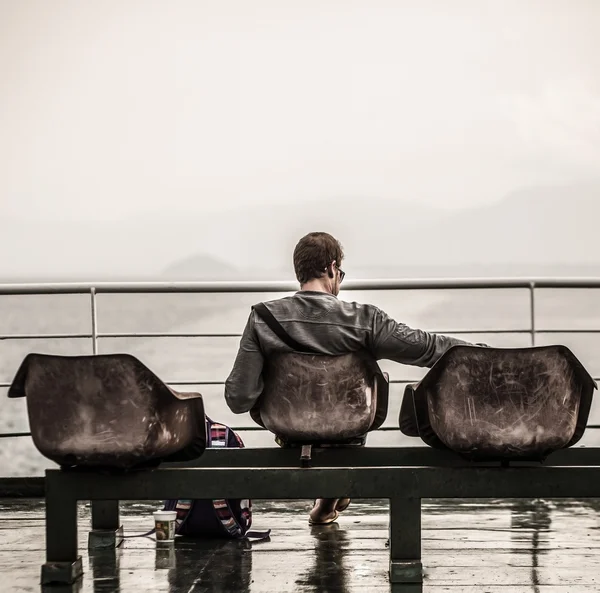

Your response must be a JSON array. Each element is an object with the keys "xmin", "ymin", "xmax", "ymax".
[
  {"xmin": 309, "ymin": 498, "xmax": 339, "ymax": 524},
  {"xmin": 309, "ymin": 498, "xmax": 351, "ymax": 524}
]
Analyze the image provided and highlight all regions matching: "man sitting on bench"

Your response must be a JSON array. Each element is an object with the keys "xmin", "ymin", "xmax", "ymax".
[{"xmin": 225, "ymin": 231, "xmax": 480, "ymax": 524}]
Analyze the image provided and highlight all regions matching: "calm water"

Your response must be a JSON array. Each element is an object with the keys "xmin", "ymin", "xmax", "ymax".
[{"xmin": 1, "ymin": 288, "xmax": 599, "ymax": 476}]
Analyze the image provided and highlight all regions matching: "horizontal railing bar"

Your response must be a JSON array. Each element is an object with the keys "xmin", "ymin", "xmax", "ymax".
[
  {"xmin": 0, "ymin": 477, "xmax": 45, "ymax": 498},
  {"xmin": 2, "ymin": 277, "xmax": 600, "ymax": 295},
  {"xmin": 159, "ymin": 379, "xmax": 426, "ymax": 386},
  {"xmin": 0, "ymin": 333, "xmax": 92, "ymax": 340},
  {"xmin": 0, "ymin": 379, "xmax": 420, "ymax": 388},
  {"xmin": 2, "ymin": 377, "xmax": 600, "ymax": 389},
  {"xmin": 169, "ymin": 375, "xmax": 598, "ymax": 385},
  {"xmin": 2, "ymin": 424, "xmax": 600, "ymax": 439},
  {"xmin": 0, "ymin": 432, "xmax": 32, "ymax": 438},
  {"xmin": 177, "ymin": 424, "xmax": 600, "ymax": 432},
  {"xmin": 166, "ymin": 380, "xmax": 227, "ymax": 386},
  {"xmin": 0, "ymin": 379, "xmax": 410, "ymax": 388},
  {"xmin": 3, "ymin": 328, "xmax": 600, "ymax": 342},
  {"xmin": 0, "ymin": 332, "xmax": 243, "ymax": 340},
  {"xmin": 100, "ymin": 332, "xmax": 242, "ymax": 338},
  {"xmin": 535, "ymin": 329, "xmax": 600, "ymax": 334},
  {"xmin": 0, "ymin": 380, "xmax": 348, "ymax": 388},
  {"xmin": 96, "ymin": 329, "xmax": 530, "ymax": 338},
  {"xmin": 0, "ymin": 332, "xmax": 242, "ymax": 340}
]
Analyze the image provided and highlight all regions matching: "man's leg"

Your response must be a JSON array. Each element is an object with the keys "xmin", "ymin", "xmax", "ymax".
[
  {"xmin": 309, "ymin": 498, "xmax": 340, "ymax": 524},
  {"xmin": 309, "ymin": 496, "xmax": 352, "ymax": 522},
  {"xmin": 308, "ymin": 435, "xmax": 366, "ymax": 524}
]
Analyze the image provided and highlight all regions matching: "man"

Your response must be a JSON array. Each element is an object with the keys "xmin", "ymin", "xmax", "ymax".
[{"xmin": 225, "ymin": 232, "xmax": 478, "ymax": 524}]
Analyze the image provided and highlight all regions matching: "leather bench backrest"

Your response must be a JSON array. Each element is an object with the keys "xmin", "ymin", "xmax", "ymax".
[
  {"xmin": 9, "ymin": 353, "xmax": 207, "ymax": 470},
  {"xmin": 255, "ymin": 351, "xmax": 388, "ymax": 444},
  {"xmin": 399, "ymin": 345, "xmax": 596, "ymax": 461}
]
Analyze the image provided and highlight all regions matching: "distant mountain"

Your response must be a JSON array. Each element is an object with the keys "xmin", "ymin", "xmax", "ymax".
[
  {"xmin": 420, "ymin": 183, "xmax": 600, "ymax": 267},
  {"xmin": 320, "ymin": 182, "xmax": 600, "ymax": 272},
  {"xmin": 1, "ymin": 181, "xmax": 599, "ymax": 280},
  {"xmin": 161, "ymin": 254, "xmax": 238, "ymax": 280},
  {"xmin": 159, "ymin": 181, "xmax": 600, "ymax": 279},
  {"xmin": 196, "ymin": 181, "xmax": 598, "ymax": 271}
]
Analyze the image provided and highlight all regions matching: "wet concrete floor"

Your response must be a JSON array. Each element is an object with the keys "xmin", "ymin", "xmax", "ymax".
[{"xmin": 1, "ymin": 498, "xmax": 600, "ymax": 593}]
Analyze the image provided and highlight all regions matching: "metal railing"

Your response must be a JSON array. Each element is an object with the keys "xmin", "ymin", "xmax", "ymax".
[{"xmin": 1, "ymin": 278, "xmax": 599, "ymax": 437}]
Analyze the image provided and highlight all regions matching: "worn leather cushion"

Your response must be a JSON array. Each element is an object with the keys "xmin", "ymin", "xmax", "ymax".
[
  {"xmin": 8, "ymin": 353, "xmax": 207, "ymax": 470},
  {"xmin": 255, "ymin": 351, "xmax": 388, "ymax": 443},
  {"xmin": 399, "ymin": 345, "xmax": 596, "ymax": 461}
]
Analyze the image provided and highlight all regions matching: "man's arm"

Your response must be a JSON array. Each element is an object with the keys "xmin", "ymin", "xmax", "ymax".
[
  {"xmin": 370, "ymin": 306, "xmax": 476, "ymax": 368},
  {"xmin": 224, "ymin": 312, "xmax": 265, "ymax": 413}
]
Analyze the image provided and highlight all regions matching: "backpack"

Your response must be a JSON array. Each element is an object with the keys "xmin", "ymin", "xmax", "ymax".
[{"xmin": 163, "ymin": 417, "xmax": 266, "ymax": 539}]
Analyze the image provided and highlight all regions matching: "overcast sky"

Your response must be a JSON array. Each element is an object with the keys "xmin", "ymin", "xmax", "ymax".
[{"xmin": 1, "ymin": 1, "xmax": 599, "ymax": 274}]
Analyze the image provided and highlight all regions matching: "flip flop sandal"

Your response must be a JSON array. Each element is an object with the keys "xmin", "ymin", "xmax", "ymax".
[{"xmin": 308, "ymin": 510, "xmax": 340, "ymax": 525}]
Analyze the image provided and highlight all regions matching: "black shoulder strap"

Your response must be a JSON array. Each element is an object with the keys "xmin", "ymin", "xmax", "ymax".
[{"xmin": 253, "ymin": 303, "xmax": 319, "ymax": 354}]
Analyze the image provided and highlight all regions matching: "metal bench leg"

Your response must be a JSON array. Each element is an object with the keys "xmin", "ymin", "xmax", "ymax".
[
  {"xmin": 89, "ymin": 548, "xmax": 121, "ymax": 586},
  {"xmin": 89, "ymin": 500, "xmax": 123, "ymax": 550},
  {"xmin": 389, "ymin": 497, "xmax": 423, "ymax": 584},
  {"xmin": 42, "ymin": 472, "xmax": 83, "ymax": 585}
]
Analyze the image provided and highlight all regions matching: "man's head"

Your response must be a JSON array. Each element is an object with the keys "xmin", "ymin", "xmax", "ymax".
[{"xmin": 293, "ymin": 232, "xmax": 345, "ymax": 295}]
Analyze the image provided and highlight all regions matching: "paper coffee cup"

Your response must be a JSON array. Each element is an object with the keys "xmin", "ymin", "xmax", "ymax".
[{"xmin": 153, "ymin": 510, "xmax": 177, "ymax": 542}]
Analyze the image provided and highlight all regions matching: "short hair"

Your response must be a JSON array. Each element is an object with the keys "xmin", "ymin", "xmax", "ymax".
[{"xmin": 293, "ymin": 232, "xmax": 344, "ymax": 285}]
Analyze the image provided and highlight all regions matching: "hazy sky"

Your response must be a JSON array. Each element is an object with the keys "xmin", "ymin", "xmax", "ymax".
[{"xmin": 1, "ymin": 1, "xmax": 599, "ymax": 274}]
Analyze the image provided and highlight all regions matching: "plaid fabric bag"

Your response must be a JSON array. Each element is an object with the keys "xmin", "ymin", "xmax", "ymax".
[{"xmin": 163, "ymin": 417, "xmax": 254, "ymax": 538}]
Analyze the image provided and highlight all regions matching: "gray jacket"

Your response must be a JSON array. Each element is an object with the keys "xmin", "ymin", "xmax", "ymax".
[{"xmin": 224, "ymin": 290, "xmax": 473, "ymax": 414}]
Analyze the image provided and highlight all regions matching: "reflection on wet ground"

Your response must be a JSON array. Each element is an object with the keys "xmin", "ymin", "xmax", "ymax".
[
  {"xmin": 510, "ymin": 499, "xmax": 552, "ymax": 593},
  {"xmin": 1, "ymin": 498, "xmax": 600, "ymax": 592}
]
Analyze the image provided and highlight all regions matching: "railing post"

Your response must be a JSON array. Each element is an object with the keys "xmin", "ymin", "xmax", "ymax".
[
  {"xmin": 90, "ymin": 287, "xmax": 98, "ymax": 355},
  {"xmin": 529, "ymin": 282, "xmax": 536, "ymax": 347}
]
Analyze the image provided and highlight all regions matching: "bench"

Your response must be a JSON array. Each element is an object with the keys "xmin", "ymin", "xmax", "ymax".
[
  {"xmin": 36, "ymin": 445, "xmax": 600, "ymax": 586},
  {"xmin": 5, "ymin": 347, "xmax": 597, "ymax": 586}
]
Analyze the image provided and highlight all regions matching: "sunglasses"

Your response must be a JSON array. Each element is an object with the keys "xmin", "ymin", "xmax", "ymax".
[{"xmin": 327, "ymin": 262, "xmax": 345, "ymax": 283}]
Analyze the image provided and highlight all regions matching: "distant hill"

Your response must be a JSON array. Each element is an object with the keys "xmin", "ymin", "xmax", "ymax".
[
  {"xmin": 159, "ymin": 181, "xmax": 600, "ymax": 279},
  {"xmin": 1, "ymin": 181, "xmax": 599, "ymax": 280},
  {"xmin": 417, "ymin": 183, "xmax": 600, "ymax": 267},
  {"xmin": 161, "ymin": 254, "xmax": 238, "ymax": 280}
]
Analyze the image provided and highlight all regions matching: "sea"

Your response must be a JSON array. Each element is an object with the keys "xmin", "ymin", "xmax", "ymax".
[{"xmin": 1, "ymin": 286, "xmax": 599, "ymax": 477}]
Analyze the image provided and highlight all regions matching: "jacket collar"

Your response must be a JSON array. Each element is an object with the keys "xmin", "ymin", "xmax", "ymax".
[{"xmin": 295, "ymin": 290, "xmax": 338, "ymax": 299}]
